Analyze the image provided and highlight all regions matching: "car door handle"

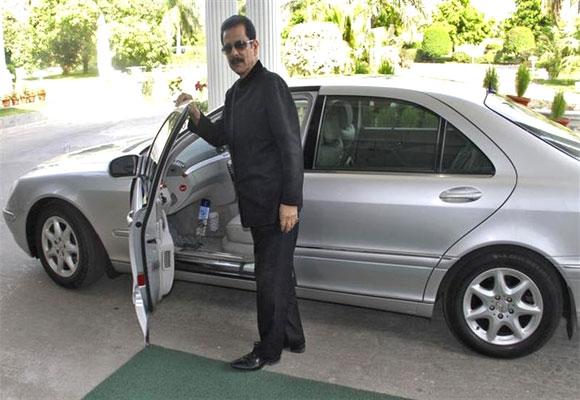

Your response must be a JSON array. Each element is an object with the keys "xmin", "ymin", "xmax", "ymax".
[{"xmin": 439, "ymin": 187, "xmax": 482, "ymax": 203}]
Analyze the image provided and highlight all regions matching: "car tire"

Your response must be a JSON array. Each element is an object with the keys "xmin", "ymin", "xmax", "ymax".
[
  {"xmin": 35, "ymin": 203, "xmax": 106, "ymax": 288},
  {"xmin": 443, "ymin": 250, "xmax": 562, "ymax": 358}
]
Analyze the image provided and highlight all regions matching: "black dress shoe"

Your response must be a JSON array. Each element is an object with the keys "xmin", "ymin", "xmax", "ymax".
[
  {"xmin": 230, "ymin": 351, "xmax": 280, "ymax": 371},
  {"xmin": 253, "ymin": 341, "xmax": 306, "ymax": 354}
]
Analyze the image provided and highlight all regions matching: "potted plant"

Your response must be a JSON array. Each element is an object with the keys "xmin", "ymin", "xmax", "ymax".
[
  {"xmin": 10, "ymin": 91, "xmax": 19, "ymax": 106},
  {"xmin": 550, "ymin": 91, "xmax": 569, "ymax": 127},
  {"xmin": 2, "ymin": 95, "xmax": 11, "ymax": 108},
  {"xmin": 23, "ymin": 88, "xmax": 34, "ymax": 103},
  {"xmin": 482, "ymin": 66, "xmax": 499, "ymax": 93},
  {"xmin": 507, "ymin": 63, "xmax": 531, "ymax": 106}
]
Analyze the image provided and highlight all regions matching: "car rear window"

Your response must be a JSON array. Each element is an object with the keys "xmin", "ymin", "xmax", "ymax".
[{"xmin": 485, "ymin": 94, "xmax": 580, "ymax": 160}]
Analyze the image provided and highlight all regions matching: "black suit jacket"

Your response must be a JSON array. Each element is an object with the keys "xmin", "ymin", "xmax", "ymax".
[{"xmin": 189, "ymin": 61, "xmax": 304, "ymax": 228}]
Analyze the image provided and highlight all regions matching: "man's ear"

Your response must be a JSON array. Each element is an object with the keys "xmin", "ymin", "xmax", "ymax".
[{"xmin": 253, "ymin": 39, "xmax": 260, "ymax": 55}]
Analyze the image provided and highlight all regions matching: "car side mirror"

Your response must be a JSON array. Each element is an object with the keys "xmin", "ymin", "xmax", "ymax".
[{"xmin": 109, "ymin": 155, "xmax": 139, "ymax": 177}]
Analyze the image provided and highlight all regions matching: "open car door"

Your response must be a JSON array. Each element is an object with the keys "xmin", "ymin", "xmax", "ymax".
[{"xmin": 128, "ymin": 105, "xmax": 191, "ymax": 344}]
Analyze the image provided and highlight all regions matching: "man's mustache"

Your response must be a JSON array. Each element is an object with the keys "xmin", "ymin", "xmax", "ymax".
[{"xmin": 230, "ymin": 57, "xmax": 244, "ymax": 65}]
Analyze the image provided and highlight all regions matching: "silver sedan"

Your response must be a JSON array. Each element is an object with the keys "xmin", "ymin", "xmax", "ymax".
[{"xmin": 4, "ymin": 77, "xmax": 580, "ymax": 358}]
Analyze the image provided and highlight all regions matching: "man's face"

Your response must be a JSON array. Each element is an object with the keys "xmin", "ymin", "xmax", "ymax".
[{"xmin": 222, "ymin": 24, "xmax": 258, "ymax": 78}]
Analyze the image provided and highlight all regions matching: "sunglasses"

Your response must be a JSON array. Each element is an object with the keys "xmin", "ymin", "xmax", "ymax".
[{"xmin": 221, "ymin": 40, "xmax": 254, "ymax": 54}]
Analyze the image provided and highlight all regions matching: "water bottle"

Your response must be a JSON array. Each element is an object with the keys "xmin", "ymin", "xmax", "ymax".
[
  {"xmin": 208, "ymin": 212, "xmax": 219, "ymax": 232},
  {"xmin": 196, "ymin": 198, "xmax": 210, "ymax": 236}
]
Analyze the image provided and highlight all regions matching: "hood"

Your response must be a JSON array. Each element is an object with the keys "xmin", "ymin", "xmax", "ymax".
[{"xmin": 27, "ymin": 136, "xmax": 152, "ymax": 177}]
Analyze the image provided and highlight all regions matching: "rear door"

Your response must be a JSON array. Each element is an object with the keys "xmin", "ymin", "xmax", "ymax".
[
  {"xmin": 296, "ymin": 87, "xmax": 517, "ymax": 302},
  {"xmin": 129, "ymin": 105, "xmax": 190, "ymax": 343}
]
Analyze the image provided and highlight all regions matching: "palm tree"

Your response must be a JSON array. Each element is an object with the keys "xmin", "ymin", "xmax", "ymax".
[
  {"xmin": 162, "ymin": 0, "xmax": 200, "ymax": 55},
  {"xmin": 545, "ymin": 0, "xmax": 562, "ymax": 18}
]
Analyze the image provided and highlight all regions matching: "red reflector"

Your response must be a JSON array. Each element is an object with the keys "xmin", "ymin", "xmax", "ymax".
[
  {"xmin": 137, "ymin": 274, "xmax": 146, "ymax": 286},
  {"xmin": 179, "ymin": 184, "xmax": 187, "ymax": 192}
]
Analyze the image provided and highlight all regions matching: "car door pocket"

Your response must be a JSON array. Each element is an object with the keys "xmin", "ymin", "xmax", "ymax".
[{"xmin": 439, "ymin": 187, "xmax": 482, "ymax": 203}]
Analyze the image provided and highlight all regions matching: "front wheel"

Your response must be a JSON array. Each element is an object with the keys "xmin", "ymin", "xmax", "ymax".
[
  {"xmin": 35, "ymin": 203, "xmax": 106, "ymax": 288},
  {"xmin": 443, "ymin": 251, "xmax": 563, "ymax": 358}
]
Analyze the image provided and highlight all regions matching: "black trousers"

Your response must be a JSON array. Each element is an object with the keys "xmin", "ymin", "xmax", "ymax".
[{"xmin": 250, "ymin": 222, "xmax": 305, "ymax": 360}]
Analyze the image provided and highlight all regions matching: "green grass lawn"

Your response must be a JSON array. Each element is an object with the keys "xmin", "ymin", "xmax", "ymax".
[
  {"xmin": 0, "ymin": 107, "xmax": 34, "ymax": 118},
  {"xmin": 44, "ymin": 70, "xmax": 99, "ymax": 80},
  {"xmin": 533, "ymin": 75, "xmax": 579, "ymax": 92},
  {"xmin": 534, "ymin": 78, "xmax": 576, "ymax": 87},
  {"xmin": 24, "ymin": 69, "xmax": 99, "ymax": 81}
]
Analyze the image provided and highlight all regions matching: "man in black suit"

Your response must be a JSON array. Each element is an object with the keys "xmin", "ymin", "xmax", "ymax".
[{"xmin": 178, "ymin": 15, "xmax": 305, "ymax": 371}]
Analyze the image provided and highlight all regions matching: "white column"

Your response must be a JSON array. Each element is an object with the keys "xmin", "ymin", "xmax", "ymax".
[
  {"xmin": 205, "ymin": 0, "xmax": 238, "ymax": 111},
  {"xmin": 246, "ymin": 0, "xmax": 284, "ymax": 76}
]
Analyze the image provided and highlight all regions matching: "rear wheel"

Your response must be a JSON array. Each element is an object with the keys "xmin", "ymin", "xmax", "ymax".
[
  {"xmin": 443, "ymin": 251, "xmax": 562, "ymax": 358},
  {"xmin": 35, "ymin": 203, "xmax": 106, "ymax": 288}
]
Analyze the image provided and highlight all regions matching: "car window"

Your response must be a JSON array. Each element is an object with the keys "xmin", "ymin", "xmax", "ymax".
[
  {"xmin": 291, "ymin": 93, "xmax": 314, "ymax": 139},
  {"xmin": 294, "ymin": 98, "xmax": 310, "ymax": 127},
  {"xmin": 177, "ymin": 95, "xmax": 312, "ymax": 165},
  {"xmin": 486, "ymin": 94, "xmax": 580, "ymax": 160},
  {"xmin": 441, "ymin": 122, "xmax": 495, "ymax": 175},
  {"xmin": 314, "ymin": 96, "xmax": 440, "ymax": 172}
]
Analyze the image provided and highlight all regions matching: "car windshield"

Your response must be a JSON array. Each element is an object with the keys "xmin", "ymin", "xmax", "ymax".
[{"xmin": 485, "ymin": 94, "xmax": 580, "ymax": 160}]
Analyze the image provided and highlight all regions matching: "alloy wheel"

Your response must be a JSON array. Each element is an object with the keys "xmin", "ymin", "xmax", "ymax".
[
  {"xmin": 41, "ymin": 216, "xmax": 80, "ymax": 278},
  {"xmin": 463, "ymin": 267, "xmax": 543, "ymax": 346}
]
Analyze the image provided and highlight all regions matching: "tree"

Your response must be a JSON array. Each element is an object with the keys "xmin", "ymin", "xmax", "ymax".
[
  {"xmin": 2, "ymin": 11, "xmax": 28, "ymax": 75},
  {"xmin": 538, "ymin": 23, "xmax": 580, "ymax": 79},
  {"xmin": 99, "ymin": 0, "xmax": 171, "ymax": 70},
  {"xmin": 162, "ymin": 0, "xmax": 201, "ymax": 54},
  {"xmin": 28, "ymin": 0, "xmax": 60, "ymax": 71},
  {"xmin": 110, "ymin": 17, "xmax": 171, "ymax": 70},
  {"xmin": 502, "ymin": 0, "xmax": 554, "ymax": 40},
  {"xmin": 28, "ymin": 0, "xmax": 98, "ymax": 74},
  {"xmin": 545, "ymin": 0, "xmax": 563, "ymax": 19},
  {"xmin": 433, "ymin": 0, "xmax": 491, "ymax": 46},
  {"xmin": 503, "ymin": 26, "xmax": 536, "ymax": 60},
  {"xmin": 53, "ymin": 0, "xmax": 99, "ymax": 74}
]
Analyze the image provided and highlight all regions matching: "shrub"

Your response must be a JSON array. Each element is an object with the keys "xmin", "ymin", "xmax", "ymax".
[
  {"xmin": 403, "ymin": 41, "xmax": 422, "ymax": 49},
  {"xmin": 378, "ymin": 59, "xmax": 395, "ymax": 75},
  {"xmin": 493, "ymin": 49, "xmax": 518, "ymax": 64},
  {"xmin": 484, "ymin": 40, "xmax": 503, "ymax": 53},
  {"xmin": 354, "ymin": 59, "xmax": 370, "ymax": 74},
  {"xmin": 483, "ymin": 66, "xmax": 499, "ymax": 92},
  {"xmin": 283, "ymin": 22, "xmax": 351, "ymax": 76},
  {"xmin": 452, "ymin": 52, "xmax": 472, "ymax": 63},
  {"xmin": 141, "ymin": 77, "xmax": 153, "ymax": 96},
  {"xmin": 477, "ymin": 51, "xmax": 496, "ymax": 64},
  {"xmin": 503, "ymin": 26, "xmax": 536, "ymax": 60},
  {"xmin": 550, "ymin": 91, "xmax": 566, "ymax": 120},
  {"xmin": 168, "ymin": 76, "xmax": 183, "ymax": 95},
  {"xmin": 537, "ymin": 25, "xmax": 579, "ymax": 80},
  {"xmin": 400, "ymin": 48, "xmax": 417, "ymax": 68},
  {"xmin": 515, "ymin": 64, "xmax": 531, "ymax": 97},
  {"xmin": 421, "ymin": 24, "xmax": 452, "ymax": 59}
]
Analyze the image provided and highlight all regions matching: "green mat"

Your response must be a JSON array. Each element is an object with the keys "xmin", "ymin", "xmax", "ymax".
[{"xmin": 85, "ymin": 345, "xmax": 405, "ymax": 400}]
